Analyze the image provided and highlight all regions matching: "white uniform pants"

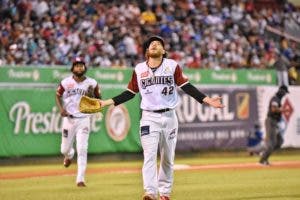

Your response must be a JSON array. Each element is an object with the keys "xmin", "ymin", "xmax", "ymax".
[
  {"xmin": 61, "ymin": 117, "xmax": 90, "ymax": 183},
  {"xmin": 140, "ymin": 110, "xmax": 178, "ymax": 197}
]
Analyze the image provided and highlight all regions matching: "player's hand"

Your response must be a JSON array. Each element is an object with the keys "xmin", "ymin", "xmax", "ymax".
[
  {"xmin": 99, "ymin": 99, "xmax": 114, "ymax": 108},
  {"xmin": 60, "ymin": 109, "xmax": 69, "ymax": 117},
  {"xmin": 203, "ymin": 96, "xmax": 225, "ymax": 108}
]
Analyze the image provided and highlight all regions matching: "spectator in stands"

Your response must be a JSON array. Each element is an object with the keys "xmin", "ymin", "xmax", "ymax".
[
  {"xmin": 273, "ymin": 53, "xmax": 290, "ymax": 86},
  {"xmin": 289, "ymin": 53, "xmax": 300, "ymax": 85},
  {"xmin": 0, "ymin": 0, "xmax": 299, "ymax": 69}
]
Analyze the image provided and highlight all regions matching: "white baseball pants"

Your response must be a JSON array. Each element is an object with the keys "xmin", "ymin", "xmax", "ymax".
[
  {"xmin": 140, "ymin": 110, "xmax": 178, "ymax": 197},
  {"xmin": 61, "ymin": 117, "xmax": 90, "ymax": 183}
]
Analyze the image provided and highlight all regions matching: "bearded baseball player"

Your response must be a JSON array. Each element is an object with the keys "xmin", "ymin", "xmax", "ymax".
[
  {"xmin": 55, "ymin": 57, "xmax": 101, "ymax": 187},
  {"xmin": 100, "ymin": 36, "xmax": 224, "ymax": 200}
]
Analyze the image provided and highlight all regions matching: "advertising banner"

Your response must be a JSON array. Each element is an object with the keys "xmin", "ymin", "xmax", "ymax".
[
  {"xmin": 0, "ymin": 67, "xmax": 133, "ymax": 85},
  {"xmin": 257, "ymin": 86, "xmax": 300, "ymax": 148},
  {"xmin": 176, "ymin": 87, "xmax": 258, "ymax": 151},
  {"xmin": 0, "ymin": 88, "xmax": 141, "ymax": 157},
  {"xmin": 0, "ymin": 67, "xmax": 276, "ymax": 85},
  {"xmin": 0, "ymin": 66, "xmax": 279, "ymax": 157},
  {"xmin": 183, "ymin": 69, "xmax": 276, "ymax": 85}
]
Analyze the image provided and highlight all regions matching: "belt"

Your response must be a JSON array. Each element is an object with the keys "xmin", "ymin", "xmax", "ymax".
[
  {"xmin": 150, "ymin": 108, "xmax": 171, "ymax": 113},
  {"xmin": 67, "ymin": 115, "xmax": 86, "ymax": 119}
]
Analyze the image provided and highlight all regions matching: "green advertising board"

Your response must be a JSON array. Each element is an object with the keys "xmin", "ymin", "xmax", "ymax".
[
  {"xmin": 0, "ymin": 67, "xmax": 276, "ymax": 85},
  {"xmin": 0, "ymin": 66, "xmax": 277, "ymax": 157},
  {"xmin": 0, "ymin": 87, "xmax": 141, "ymax": 157},
  {"xmin": 0, "ymin": 69, "xmax": 141, "ymax": 157},
  {"xmin": 184, "ymin": 69, "xmax": 276, "ymax": 85},
  {"xmin": 0, "ymin": 67, "xmax": 132, "ymax": 85}
]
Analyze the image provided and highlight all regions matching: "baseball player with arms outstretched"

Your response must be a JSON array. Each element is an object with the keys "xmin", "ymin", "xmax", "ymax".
[
  {"xmin": 100, "ymin": 36, "xmax": 224, "ymax": 200},
  {"xmin": 55, "ymin": 57, "xmax": 101, "ymax": 187}
]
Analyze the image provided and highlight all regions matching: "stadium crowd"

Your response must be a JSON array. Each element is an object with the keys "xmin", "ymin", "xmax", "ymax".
[{"xmin": 0, "ymin": 0, "xmax": 299, "ymax": 83}]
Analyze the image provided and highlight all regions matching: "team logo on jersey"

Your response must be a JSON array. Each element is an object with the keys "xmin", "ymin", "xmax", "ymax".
[
  {"xmin": 105, "ymin": 104, "xmax": 131, "ymax": 142},
  {"xmin": 66, "ymin": 83, "xmax": 75, "ymax": 89},
  {"xmin": 164, "ymin": 66, "xmax": 172, "ymax": 73},
  {"xmin": 140, "ymin": 76, "xmax": 174, "ymax": 89},
  {"xmin": 141, "ymin": 71, "xmax": 150, "ymax": 78},
  {"xmin": 236, "ymin": 93, "xmax": 250, "ymax": 120}
]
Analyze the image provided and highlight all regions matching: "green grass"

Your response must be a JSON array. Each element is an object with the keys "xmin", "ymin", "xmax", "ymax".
[
  {"xmin": 0, "ymin": 151, "xmax": 300, "ymax": 200},
  {"xmin": 174, "ymin": 169, "xmax": 300, "ymax": 200}
]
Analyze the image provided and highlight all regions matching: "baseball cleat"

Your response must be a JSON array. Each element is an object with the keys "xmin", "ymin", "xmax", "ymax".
[
  {"xmin": 63, "ymin": 158, "xmax": 72, "ymax": 168},
  {"xmin": 259, "ymin": 160, "xmax": 270, "ymax": 166},
  {"xmin": 143, "ymin": 193, "xmax": 157, "ymax": 200},
  {"xmin": 160, "ymin": 196, "xmax": 170, "ymax": 200},
  {"xmin": 77, "ymin": 182, "xmax": 86, "ymax": 187}
]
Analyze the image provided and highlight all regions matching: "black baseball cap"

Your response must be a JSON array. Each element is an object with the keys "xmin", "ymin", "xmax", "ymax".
[
  {"xmin": 146, "ymin": 36, "xmax": 165, "ymax": 48},
  {"xmin": 143, "ymin": 35, "xmax": 166, "ymax": 56},
  {"xmin": 279, "ymin": 85, "xmax": 289, "ymax": 93}
]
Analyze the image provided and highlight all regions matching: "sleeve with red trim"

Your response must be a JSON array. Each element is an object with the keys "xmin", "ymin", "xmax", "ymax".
[
  {"xmin": 174, "ymin": 65, "xmax": 189, "ymax": 87},
  {"xmin": 127, "ymin": 70, "xmax": 139, "ymax": 93},
  {"xmin": 56, "ymin": 83, "xmax": 65, "ymax": 97}
]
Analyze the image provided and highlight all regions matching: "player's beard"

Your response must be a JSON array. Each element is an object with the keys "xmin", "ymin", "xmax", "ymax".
[
  {"xmin": 148, "ymin": 51, "xmax": 163, "ymax": 58},
  {"xmin": 73, "ymin": 71, "xmax": 85, "ymax": 77}
]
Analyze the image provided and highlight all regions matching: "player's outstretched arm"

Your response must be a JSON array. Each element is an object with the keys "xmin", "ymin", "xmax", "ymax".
[
  {"xmin": 99, "ymin": 99, "xmax": 114, "ymax": 108},
  {"xmin": 181, "ymin": 83, "xmax": 224, "ymax": 108},
  {"xmin": 203, "ymin": 96, "xmax": 224, "ymax": 108},
  {"xmin": 99, "ymin": 90, "xmax": 136, "ymax": 108}
]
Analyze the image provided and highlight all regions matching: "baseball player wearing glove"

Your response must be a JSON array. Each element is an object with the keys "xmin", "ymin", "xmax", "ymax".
[
  {"xmin": 55, "ymin": 57, "xmax": 101, "ymax": 187},
  {"xmin": 99, "ymin": 36, "xmax": 224, "ymax": 200}
]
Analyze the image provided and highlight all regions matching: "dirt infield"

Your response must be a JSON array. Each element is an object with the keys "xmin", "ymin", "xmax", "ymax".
[{"xmin": 1, "ymin": 161, "xmax": 300, "ymax": 180}]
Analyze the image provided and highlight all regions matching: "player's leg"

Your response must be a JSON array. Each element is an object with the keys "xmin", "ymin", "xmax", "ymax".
[
  {"xmin": 260, "ymin": 118, "xmax": 277, "ymax": 164},
  {"xmin": 75, "ymin": 117, "xmax": 90, "ymax": 185},
  {"xmin": 61, "ymin": 117, "xmax": 76, "ymax": 163},
  {"xmin": 158, "ymin": 110, "xmax": 178, "ymax": 197},
  {"xmin": 140, "ymin": 111, "xmax": 161, "ymax": 197}
]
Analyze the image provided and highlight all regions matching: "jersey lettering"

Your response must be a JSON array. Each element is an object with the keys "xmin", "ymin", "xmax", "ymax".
[
  {"xmin": 66, "ymin": 88, "xmax": 88, "ymax": 97},
  {"xmin": 140, "ymin": 76, "xmax": 174, "ymax": 89}
]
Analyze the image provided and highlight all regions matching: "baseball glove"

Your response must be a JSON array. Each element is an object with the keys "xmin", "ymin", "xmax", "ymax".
[{"xmin": 79, "ymin": 96, "xmax": 102, "ymax": 113}]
